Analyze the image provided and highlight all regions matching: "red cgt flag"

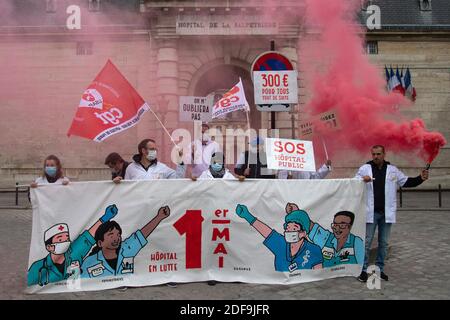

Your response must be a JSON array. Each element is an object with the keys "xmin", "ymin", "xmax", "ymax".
[{"xmin": 67, "ymin": 60, "xmax": 150, "ymax": 142}]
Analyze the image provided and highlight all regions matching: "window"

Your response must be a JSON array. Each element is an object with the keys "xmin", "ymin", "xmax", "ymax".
[
  {"xmin": 76, "ymin": 42, "xmax": 93, "ymax": 55},
  {"xmin": 89, "ymin": 0, "xmax": 101, "ymax": 12},
  {"xmin": 361, "ymin": 0, "xmax": 374, "ymax": 11},
  {"xmin": 366, "ymin": 41, "xmax": 378, "ymax": 55},
  {"xmin": 420, "ymin": 0, "xmax": 432, "ymax": 11},
  {"xmin": 46, "ymin": 0, "xmax": 57, "ymax": 13}
]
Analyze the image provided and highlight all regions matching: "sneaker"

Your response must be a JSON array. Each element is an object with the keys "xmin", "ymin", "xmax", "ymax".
[
  {"xmin": 207, "ymin": 280, "xmax": 217, "ymax": 286},
  {"xmin": 358, "ymin": 271, "xmax": 368, "ymax": 282},
  {"xmin": 166, "ymin": 282, "xmax": 178, "ymax": 288},
  {"xmin": 380, "ymin": 272, "xmax": 389, "ymax": 281}
]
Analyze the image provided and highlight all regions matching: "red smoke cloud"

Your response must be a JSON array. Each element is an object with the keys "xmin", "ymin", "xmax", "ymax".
[{"xmin": 300, "ymin": 0, "xmax": 446, "ymax": 164}]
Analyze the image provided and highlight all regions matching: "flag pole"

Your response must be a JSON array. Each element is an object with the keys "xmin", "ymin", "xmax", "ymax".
[
  {"xmin": 321, "ymin": 137, "xmax": 331, "ymax": 171},
  {"xmin": 150, "ymin": 108, "xmax": 177, "ymax": 147}
]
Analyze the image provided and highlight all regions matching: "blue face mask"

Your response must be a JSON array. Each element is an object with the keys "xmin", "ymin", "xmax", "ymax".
[
  {"xmin": 211, "ymin": 163, "xmax": 223, "ymax": 172},
  {"xmin": 45, "ymin": 166, "xmax": 57, "ymax": 177}
]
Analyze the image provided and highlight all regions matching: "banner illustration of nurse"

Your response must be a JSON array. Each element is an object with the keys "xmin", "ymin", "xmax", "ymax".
[
  {"xmin": 81, "ymin": 205, "xmax": 170, "ymax": 278},
  {"xmin": 285, "ymin": 203, "xmax": 364, "ymax": 267},
  {"xmin": 28, "ymin": 204, "xmax": 119, "ymax": 286},
  {"xmin": 234, "ymin": 204, "xmax": 323, "ymax": 272}
]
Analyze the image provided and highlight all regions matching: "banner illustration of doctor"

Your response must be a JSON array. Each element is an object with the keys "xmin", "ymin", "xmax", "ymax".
[
  {"xmin": 285, "ymin": 203, "xmax": 364, "ymax": 267},
  {"xmin": 234, "ymin": 204, "xmax": 323, "ymax": 272},
  {"xmin": 27, "ymin": 204, "xmax": 119, "ymax": 286},
  {"xmin": 81, "ymin": 205, "xmax": 170, "ymax": 278}
]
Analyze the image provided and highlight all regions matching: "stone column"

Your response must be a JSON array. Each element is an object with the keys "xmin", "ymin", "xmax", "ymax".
[{"xmin": 155, "ymin": 39, "xmax": 179, "ymax": 163}]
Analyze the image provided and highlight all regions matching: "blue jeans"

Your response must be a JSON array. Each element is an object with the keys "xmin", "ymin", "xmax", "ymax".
[{"xmin": 362, "ymin": 211, "xmax": 392, "ymax": 273}]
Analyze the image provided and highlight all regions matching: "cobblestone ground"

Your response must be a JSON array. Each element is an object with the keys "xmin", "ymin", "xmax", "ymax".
[{"xmin": 1, "ymin": 192, "xmax": 449, "ymax": 300}]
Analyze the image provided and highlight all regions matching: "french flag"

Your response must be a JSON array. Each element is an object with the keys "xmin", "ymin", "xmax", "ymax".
[
  {"xmin": 404, "ymin": 68, "xmax": 417, "ymax": 101},
  {"xmin": 388, "ymin": 67, "xmax": 405, "ymax": 95}
]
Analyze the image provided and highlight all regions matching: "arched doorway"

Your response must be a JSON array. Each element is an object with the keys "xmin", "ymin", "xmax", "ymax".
[
  {"xmin": 192, "ymin": 63, "xmax": 262, "ymax": 167},
  {"xmin": 193, "ymin": 64, "xmax": 261, "ymax": 131}
]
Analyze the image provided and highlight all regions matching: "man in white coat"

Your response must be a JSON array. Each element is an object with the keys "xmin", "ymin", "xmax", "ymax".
[
  {"xmin": 125, "ymin": 139, "xmax": 186, "ymax": 180},
  {"xmin": 355, "ymin": 145, "xmax": 428, "ymax": 282},
  {"xmin": 188, "ymin": 123, "xmax": 221, "ymax": 178}
]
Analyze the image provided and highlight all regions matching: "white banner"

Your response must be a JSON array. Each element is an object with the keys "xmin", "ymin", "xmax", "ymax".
[
  {"xmin": 253, "ymin": 71, "xmax": 298, "ymax": 105},
  {"xmin": 27, "ymin": 179, "xmax": 366, "ymax": 294},
  {"xmin": 179, "ymin": 96, "xmax": 213, "ymax": 122},
  {"xmin": 212, "ymin": 78, "xmax": 249, "ymax": 119},
  {"xmin": 265, "ymin": 138, "xmax": 316, "ymax": 172}
]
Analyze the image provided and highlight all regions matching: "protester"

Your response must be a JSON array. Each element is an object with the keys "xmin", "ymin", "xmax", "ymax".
[
  {"xmin": 104, "ymin": 152, "xmax": 129, "ymax": 184},
  {"xmin": 355, "ymin": 145, "xmax": 429, "ymax": 282},
  {"xmin": 188, "ymin": 123, "xmax": 221, "ymax": 178},
  {"xmin": 30, "ymin": 155, "xmax": 69, "ymax": 188},
  {"xmin": 234, "ymin": 137, "xmax": 276, "ymax": 179},
  {"xmin": 124, "ymin": 139, "xmax": 183, "ymax": 287},
  {"xmin": 124, "ymin": 139, "xmax": 185, "ymax": 180},
  {"xmin": 197, "ymin": 152, "xmax": 237, "ymax": 180},
  {"xmin": 278, "ymin": 160, "xmax": 332, "ymax": 179}
]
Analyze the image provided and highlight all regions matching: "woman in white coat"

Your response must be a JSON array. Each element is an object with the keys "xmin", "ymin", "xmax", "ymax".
[{"xmin": 30, "ymin": 155, "xmax": 69, "ymax": 188}]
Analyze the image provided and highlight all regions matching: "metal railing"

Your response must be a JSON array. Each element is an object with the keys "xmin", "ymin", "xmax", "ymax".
[
  {"xmin": 0, "ymin": 183, "xmax": 30, "ymax": 206},
  {"xmin": 398, "ymin": 184, "xmax": 447, "ymax": 208}
]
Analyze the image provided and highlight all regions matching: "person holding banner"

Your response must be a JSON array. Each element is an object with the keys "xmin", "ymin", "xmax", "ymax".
[
  {"xmin": 30, "ymin": 155, "xmax": 69, "ymax": 188},
  {"xmin": 234, "ymin": 137, "xmax": 276, "ymax": 179},
  {"xmin": 356, "ymin": 145, "xmax": 429, "ymax": 282},
  {"xmin": 188, "ymin": 123, "xmax": 221, "ymax": 178},
  {"xmin": 278, "ymin": 160, "xmax": 332, "ymax": 179},
  {"xmin": 81, "ymin": 205, "xmax": 170, "ymax": 279},
  {"xmin": 27, "ymin": 204, "xmax": 119, "ymax": 286},
  {"xmin": 124, "ymin": 139, "xmax": 186, "ymax": 180},
  {"xmin": 235, "ymin": 204, "xmax": 323, "ymax": 272},
  {"xmin": 104, "ymin": 152, "xmax": 130, "ymax": 184},
  {"xmin": 197, "ymin": 152, "xmax": 237, "ymax": 180}
]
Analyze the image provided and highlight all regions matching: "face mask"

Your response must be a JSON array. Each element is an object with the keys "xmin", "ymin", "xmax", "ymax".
[
  {"xmin": 211, "ymin": 163, "xmax": 223, "ymax": 172},
  {"xmin": 147, "ymin": 150, "xmax": 157, "ymax": 161},
  {"xmin": 202, "ymin": 134, "xmax": 211, "ymax": 143},
  {"xmin": 52, "ymin": 241, "xmax": 71, "ymax": 254},
  {"xmin": 284, "ymin": 231, "xmax": 300, "ymax": 243},
  {"xmin": 45, "ymin": 166, "xmax": 57, "ymax": 177}
]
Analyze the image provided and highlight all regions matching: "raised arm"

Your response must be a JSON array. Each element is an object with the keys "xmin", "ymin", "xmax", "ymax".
[
  {"xmin": 140, "ymin": 206, "xmax": 170, "ymax": 238},
  {"xmin": 235, "ymin": 204, "xmax": 272, "ymax": 238}
]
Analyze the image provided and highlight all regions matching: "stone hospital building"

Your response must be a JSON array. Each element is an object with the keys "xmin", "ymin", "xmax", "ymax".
[{"xmin": 0, "ymin": 0, "xmax": 449, "ymax": 187}]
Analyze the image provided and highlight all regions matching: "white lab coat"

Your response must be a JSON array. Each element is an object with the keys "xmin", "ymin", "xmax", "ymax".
[
  {"xmin": 187, "ymin": 140, "xmax": 222, "ymax": 177},
  {"xmin": 278, "ymin": 164, "xmax": 331, "ymax": 179},
  {"xmin": 198, "ymin": 168, "xmax": 237, "ymax": 180},
  {"xmin": 355, "ymin": 164, "xmax": 408, "ymax": 224},
  {"xmin": 125, "ymin": 161, "xmax": 186, "ymax": 180},
  {"xmin": 35, "ymin": 176, "xmax": 69, "ymax": 184}
]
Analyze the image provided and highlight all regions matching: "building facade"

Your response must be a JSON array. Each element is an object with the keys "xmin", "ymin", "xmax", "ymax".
[{"xmin": 0, "ymin": 0, "xmax": 449, "ymax": 187}]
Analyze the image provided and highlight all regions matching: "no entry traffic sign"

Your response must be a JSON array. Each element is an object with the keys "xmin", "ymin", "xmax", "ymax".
[{"xmin": 251, "ymin": 51, "xmax": 298, "ymax": 111}]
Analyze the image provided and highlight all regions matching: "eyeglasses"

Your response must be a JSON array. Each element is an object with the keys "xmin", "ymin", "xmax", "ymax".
[
  {"xmin": 331, "ymin": 223, "xmax": 351, "ymax": 229},
  {"xmin": 371, "ymin": 153, "xmax": 383, "ymax": 156}
]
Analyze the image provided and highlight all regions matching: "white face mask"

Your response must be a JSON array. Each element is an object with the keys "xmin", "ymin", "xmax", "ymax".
[
  {"xmin": 284, "ymin": 231, "xmax": 300, "ymax": 243},
  {"xmin": 147, "ymin": 150, "xmax": 157, "ymax": 161},
  {"xmin": 52, "ymin": 241, "xmax": 71, "ymax": 255},
  {"xmin": 202, "ymin": 134, "xmax": 211, "ymax": 143}
]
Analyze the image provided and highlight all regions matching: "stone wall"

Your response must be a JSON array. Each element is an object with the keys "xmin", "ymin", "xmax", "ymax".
[{"xmin": 0, "ymin": 32, "xmax": 449, "ymax": 188}]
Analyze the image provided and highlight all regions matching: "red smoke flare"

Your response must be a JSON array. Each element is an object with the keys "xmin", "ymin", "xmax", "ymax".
[{"xmin": 300, "ymin": 0, "xmax": 446, "ymax": 164}]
